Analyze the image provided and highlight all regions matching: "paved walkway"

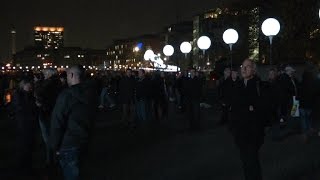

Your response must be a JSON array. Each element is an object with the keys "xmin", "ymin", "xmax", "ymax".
[{"xmin": 0, "ymin": 103, "xmax": 320, "ymax": 180}]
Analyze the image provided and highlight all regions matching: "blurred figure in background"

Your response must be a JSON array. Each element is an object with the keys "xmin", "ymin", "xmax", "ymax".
[
  {"xmin": 119, "ymin": 69, "xmax": 136, "ymax": 124},
  {"xmin": 34, "ymin": 68, "xmax": 62, "ymax": 170},
  {"xmin": 12, "ymin": 79, "xmax": 37, "ymax": 178}
]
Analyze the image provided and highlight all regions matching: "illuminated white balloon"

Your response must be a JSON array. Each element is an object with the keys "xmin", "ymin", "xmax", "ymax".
[
  {"xmin": 197, "ymin": 36, "xmax": 211, "ymax": 50},
  {"xmin": 144, "ymin": 49, "xmax": 154, "ymax": 60},
  {"xmin": 180, "ymin": 42, "xmax": 192, "ymax": 54},
  {"xmin": 163, "ymin": 45, "xmax": 174, "ymax": 57},
  {"xmin": 223, "ymin": 29, "xmax": 239, "ymax": 45},
  {"xmin": 262, "ymin": 18, "xmax": 280, "ymax": 36}
]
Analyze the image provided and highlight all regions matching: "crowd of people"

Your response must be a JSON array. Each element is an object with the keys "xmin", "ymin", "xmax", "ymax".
[{"xmin": 0, "ymin": 59, "xmax": 319, "ymax": 180}]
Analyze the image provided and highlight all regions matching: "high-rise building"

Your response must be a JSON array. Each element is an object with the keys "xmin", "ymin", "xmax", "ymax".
[{"xmin": 34, "ymin": 26, "xmax": 64, "ymax": 49}]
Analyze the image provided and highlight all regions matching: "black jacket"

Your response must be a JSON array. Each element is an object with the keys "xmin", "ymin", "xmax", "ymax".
[
  {"xmin": 277, "ymin": 74, "xmax": 298, "ymax": 108},
  {"xmin": 228, "ymin": 76, "xmax": 268, "ymax": 145},
  {"xmin": 35, "ymin": 77, "xmax": 62, "ymax": 122},
  {"xmin": 135, "ymin": 77, "xmax": 151, "ymax": 101},
  {"xmin": 298, "ymin": 72, "xmax": 316, "ymax": 109},
  {"xmin": 182, "ymin": 76, "xmax": 203, "ymax": 102},
  {"xmin": 50, "ymin": 82, "xmax": 98, "ymax": 152},
  {"xmin": 13, "ymin": 90, "xmax": 38, "ymax": 137},
  {"xmin": 219, "ymin": 77, "xmax": 240, "ymax": 107},
  {"xmin": 119, "ymin": 75, "xmax": 136, "ymax": 104}
]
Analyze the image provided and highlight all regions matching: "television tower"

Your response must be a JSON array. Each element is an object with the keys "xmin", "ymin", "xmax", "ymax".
[{"xmin": 10, "ymin": 27, "xmax": 16, "ymax": 60}]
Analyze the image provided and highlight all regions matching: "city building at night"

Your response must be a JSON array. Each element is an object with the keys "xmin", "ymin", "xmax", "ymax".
[
  {"xmin": 34, "ymin": 26, "xmax": 64, "ymax": 49},
  {"xmin": 192, "ymin": 7, "xmax": 259, "ymax": 69},
  {"xmin": 163, "ymin": 21, "xmax": 193, "ymax": 70},
  {"xmin": 14, "ymin": 46, "xmax": 106, "ymax": 67},
  {"xmin": 106, "ymin": 34, "xmax": 164, "ymax": 70}
]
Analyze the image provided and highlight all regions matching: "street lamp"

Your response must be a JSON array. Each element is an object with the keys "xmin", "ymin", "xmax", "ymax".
[
  {"xmin": 223, "ymin": 28, "xmax": 239, "ymax": 70},
  {"xmin": 262, "ymin": 18, "xmax": 280, "ymax": 65},
  {"xmin": 197, "ymin": 36, "xmax": 211, "ymax": 69},
  {"xmin": 134, "ymin": 46, "xmax": 140, "ymax": 52}
]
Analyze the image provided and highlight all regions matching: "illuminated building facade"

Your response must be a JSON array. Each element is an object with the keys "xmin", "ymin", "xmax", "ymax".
[
  {"xmin": 164, "ymin": 21, "xmax": 193, "ymax": 70},
  {"xmin": 193, "ymin": 7, "xmax": 256, "ymax": 69},
  {"xmin": 34, "ymin": 26, "xmax": 64, "ymax": 49},
  {"xmin": 106, "ymin": 34, "xmax": 164, "ymax": 70}
]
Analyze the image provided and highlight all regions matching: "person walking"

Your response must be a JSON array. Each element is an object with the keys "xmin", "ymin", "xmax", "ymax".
[{"xmin": 228, "ymin": 59, "xmax": 268, "ymax": 180}]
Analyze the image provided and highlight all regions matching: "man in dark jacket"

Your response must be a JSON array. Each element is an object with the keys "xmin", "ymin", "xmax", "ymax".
[
  {"xmin": 152, "ymin": 71, "xmax": 169, "ymax": 122},
  {"xmin": 134, "ymin": 69, "xmax": 151, "ymax": 129},
  {"xmin": 277, "ymin": 66, "xmax": 298, "ymax": 125},
  {"xmin": 183, "ymin": 69, "xmax": 203, "ymax": 131},
  {"xmin": 50, "ymin": 65, "xmax": 97, "ymax": 180},
  {"xmin": 119, "ymin": 69, "xmax": 136, "ymax": 124},
  {"xmin": 228, "ymin": 59, "xmax": 267, "ymax": 180},
  {"xmin": 34, "ymin": 68, "xmax": 62, "ymax": 166}
]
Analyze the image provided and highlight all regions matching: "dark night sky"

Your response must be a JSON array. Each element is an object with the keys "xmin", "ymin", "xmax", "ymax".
[{"xmin": 1, "ymin": 0, "xmax": 239, "ymax": 60}]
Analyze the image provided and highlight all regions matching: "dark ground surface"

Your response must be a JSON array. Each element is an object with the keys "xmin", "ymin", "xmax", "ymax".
[{"xmin": 0, "ymin": 94, "xmax": 320, "ymax": 180}]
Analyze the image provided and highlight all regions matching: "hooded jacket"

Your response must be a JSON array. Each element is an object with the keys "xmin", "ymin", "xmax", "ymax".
[{"xmin": 50, "ymin": 82, "xmax": 97, "ymax": 152}]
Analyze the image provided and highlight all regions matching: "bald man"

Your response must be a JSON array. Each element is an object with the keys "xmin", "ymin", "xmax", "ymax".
[
  {"xmin": 228, "ymin": 59, "xmax": 268, "ymax": 180},
  {"xmin": 50, "ymin": 65, "xmax": 97, "ymax": 180}
]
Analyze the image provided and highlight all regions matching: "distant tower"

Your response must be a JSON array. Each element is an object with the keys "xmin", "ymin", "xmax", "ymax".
[{"xmin": 10, "ymin": 27, "xmax": 16, "ymax": 59}]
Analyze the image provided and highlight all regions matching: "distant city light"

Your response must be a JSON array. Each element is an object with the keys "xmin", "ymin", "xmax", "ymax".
[
  {"xmin": 34, "ymin": 26, "xmax": 64, "ymax": 32},
  {"xmin": 134, "ymin": 47, "xmax": 140, "ymax": 52},
  {"xmin": 137, "ymin": 42, "xmax": 143, "ymax": 49}
]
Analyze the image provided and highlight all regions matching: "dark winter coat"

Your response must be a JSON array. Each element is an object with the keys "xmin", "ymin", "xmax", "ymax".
[
  {"xmin": 135, "ymin": 77, "xmax": 151, "ymax": 101},
  {"xmin": 12, "ymin": 90, "xmax": 38, "ymax": 146},
  {"xmin": 50, "ymin": 82, "xmax": 98, "ymax": 152},
  {"xmin": 119, "ymin": 75, "xmax": 136, "ymax": 104},
  {"xmin": 228, "ymin": 76, "xmax": 268, "ymax": 146},
  {"xmin": 34, "ymin": 76, "xmax": 62, "ymax": 122},
  {"xmin": 182, "ymin": 76, "xmax": 203, "ymax": 102}
]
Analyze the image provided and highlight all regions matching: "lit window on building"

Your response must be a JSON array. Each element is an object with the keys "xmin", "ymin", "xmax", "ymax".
[
  {"xmin": 37, "ymin": 54, "xmax": 42, "ymax": 58},
  {"xmin": 168, "ymin": 27, "xmax": 172, "ymax": 32},
  {"xmin": 64, "ymin": 55, "xmax": 70, "ymax": 59}
]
